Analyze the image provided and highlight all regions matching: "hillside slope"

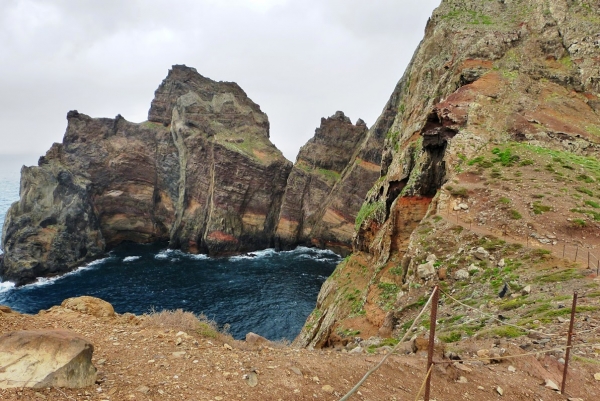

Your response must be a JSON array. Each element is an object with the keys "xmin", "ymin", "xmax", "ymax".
[{"xmin": 296, "ymin": 0, "xmax": 600, "ymax": 349}]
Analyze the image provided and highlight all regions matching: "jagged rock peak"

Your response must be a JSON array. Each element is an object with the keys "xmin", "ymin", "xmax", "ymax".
[
  {"xmin": 275, "ymin": 111, "xmax": 379, "ymax": 254},
  {"xmin": 148, "ymin": 64, "xmax": 270, "ymax": 138}
]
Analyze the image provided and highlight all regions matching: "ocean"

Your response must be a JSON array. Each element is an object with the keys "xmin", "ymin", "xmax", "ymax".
[{"xmin": 0, "ymin": 156, "xmax": 338, "ymax": 341}]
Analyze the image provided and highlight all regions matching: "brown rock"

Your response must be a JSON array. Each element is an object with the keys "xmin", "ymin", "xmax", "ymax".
[
  {"xmin": 275, "ymin": 111, "xmax": 378, "ymax": 254},
  {"xmin": 61, "ymin": 296, "xmax": 115, "ymax": 317},
  {"xmin": 0, "ymin": 65, "xmax": 293, "ymax": 285},
  {"xmin": 0, "ymin": 330, "xmax": 96, "ymax": 389},
  {"xmin": 0, "ymin": 305, "xmax": 15, "ymax": 314},
  {"xmin": 245, "ymin": 332, "xmax": 270, "ymax": 345}
]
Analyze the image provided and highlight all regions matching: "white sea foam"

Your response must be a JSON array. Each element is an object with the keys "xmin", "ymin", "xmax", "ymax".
[
  {"xmin": 21, "ymin": 257, "xmax": 112, "ymax": 288},
  {"xmin": 0, "ymin": 280, "xmax": 15, "ymax": 293},
  {"xmin": 229, "ymin": 248, "xmax": 278, "ymax": 261},
  {"xmin": 154, "ymin": 249, "xmax": 175, "ymax": 260},
  {"xmin": 123, "ymin": 256, "xmax": 141, "ymax": 262},
  {"xmin": 284, "ymin": 246, "xmax": 341, "ymax": 257},
  {"xmin": 189, "ymin": 253, "xmax": 210, "ymax": 260},
  {"xmin": 155, "ymin": 249, "xmax": 210, "ymax": 262}
]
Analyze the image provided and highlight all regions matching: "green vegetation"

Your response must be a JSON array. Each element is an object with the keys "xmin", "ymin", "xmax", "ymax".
[
  {"xmin": 441, "ymin": 9, "xmax": 493, "ymax": 25},
  {"xmin": 499, "ymin": 197, "xmax": 511, "ymax": 205},
  {"xmin": 440, "ymin": 331, "xmax": 462, "ymax": 343},
  {"xmin": 538, "ymin": 269, "xmax": 583, "ymax": 283},
  {"xmin": 389, "ymin": 265, "xmax": 404, "ymax": 276},
  {"xmin": 576, "ymin": 187, "xmax": 594, "ymax": 196},
  {"xmin": 377, "ymin": 282, "xmax": 400, "ymax": 310},
  {"xmin": 585, "ymin": 125, "xmax": 600, "ymax": 137},
  {"xmin": 577, "ymin": 174, "xmax": 595, "ymax": 183},
  {"xmin": 520, "ymin": 159, "xmax": 534, "ymax": 166},
  {"xmin": 532, "ymin": 202, "xmax": 552, "ymax": 215},
  {"xmin": 492, "ymin": 326, "xmax": 526, "ymax": 338},
  {"xmin": 559, "ymin": 55, "xmax": 573, "ymax": 68},
  {"xmin": 571, "ymin": 208, "xmax": 600, "ymax": 221},
  {"xmin": 355, "ymin": 201, "xmax": 384, "ymax": 230},
  {"xmin": 447, "ymin": 186, "xmax": 469, "ymax": 197},
  {"xmin": 509, "ymin": 209, "xmax": 522, "ymax": 219},
  {"xmin": 585, "ymin": 200, "xmax": 600, "ymax": 208},
  {"xmin": 316, "ymin": 168, "xmax": 341, "ymax": 181},
  {"xmin": 491, "ymin": 147, "xmax": 520, "ymax": 167}
]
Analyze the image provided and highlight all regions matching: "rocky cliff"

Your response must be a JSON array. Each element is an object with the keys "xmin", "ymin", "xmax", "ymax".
[
  {"xmin": 275, "ymin": 111, "xmax": 382, "ymax": 255},
  {"xmin": 296, "ymin": 0, "xmax": 600, "ymax": 348},
  {"xmin": 1, "ymin": 66, "xmax": 294, "ymax": 285},
  {"xmin": 1, "ymin": 66, "xmax": 383, "ymax": 285}
]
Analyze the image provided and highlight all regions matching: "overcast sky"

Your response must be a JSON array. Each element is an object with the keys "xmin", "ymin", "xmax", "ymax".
[{"xmin": 0, "ymin": 0, "xmax": 440, "ymax": 168}]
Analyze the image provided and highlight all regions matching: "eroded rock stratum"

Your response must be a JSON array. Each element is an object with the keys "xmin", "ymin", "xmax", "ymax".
[
  {"xmin": 296, "ymin": 0, "xmax": 600, "ymax": 348},
  {"xmin": 1, "ymin": 66, "xmax": 383, "ymax": 285}
]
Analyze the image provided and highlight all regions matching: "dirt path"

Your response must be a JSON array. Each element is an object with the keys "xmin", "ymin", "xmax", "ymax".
[{"xmin": 1, "ymin": 304, "xmax": 599, "ymax": 401}]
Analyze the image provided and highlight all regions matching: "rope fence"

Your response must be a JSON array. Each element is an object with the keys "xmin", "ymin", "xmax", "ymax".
[
  {"xmin": 443, "ymin": 202, "xmax": 600, "ymax": 275},
  {"xmin": 337, "ymin": 286, "xmax": 598, "ymax": 401}
]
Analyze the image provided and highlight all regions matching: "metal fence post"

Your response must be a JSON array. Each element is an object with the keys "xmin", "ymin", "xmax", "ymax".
[
  {"xmin": 424, "ymin": 286, "xmax": 439, "ymax": 401},
  {"xmin": 561, "ymin": 292, "xmax": 578, "ymax": 394}
]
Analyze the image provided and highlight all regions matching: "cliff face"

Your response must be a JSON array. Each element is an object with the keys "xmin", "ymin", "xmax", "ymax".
[
  {"xmin": 0, "ymin": 66, "xmax": 293, "ymax": 285},
  {"xmin": 275, "ymin": 112, "xmax": 375, "ymax": 255},
  {"xmin": 296, "ymin": 0, "xmax": 600, "ymax": 348},
  {"xmin": 1, "ymin": 66, "xmax": 384, "ymax": 285}
]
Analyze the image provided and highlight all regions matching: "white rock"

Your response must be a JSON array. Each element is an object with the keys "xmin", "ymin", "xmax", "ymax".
[
  {"xmin": 457, "ymin": 376, "xmax": 468, "ymax": 383},
  {"xmin": 454, "ymin": 269, "xmax": 470, "ymax": 281},
  {"xmin": 349, "ymin": 346, "xmax": 363, "ymax": 354},
  {"xmin": 544, "ymin": 379, "xmax": 559, "ymax": 391},
  {"xmin": 522, "ymin": 285, "xmax": 531, "ymax": 295},
  {"xmin": 474, "ymin": 247, "xmax": 490, "ymax": 260},
  {"xmin": 594, "ymin": 372, "xmax": 600, "ymax": 381},
  {"xmin": 467, "ymin": 264, "xmax": 480, "ymax": 273},
  {"xmin": 496, "ymin": 386, "xmax": 504, "ymax": 395},
  {"xmin": 426, "ymin": 254, "xmax": 437, "ymax": 262},
  {"xmin": 507, "ymin": 366, "xmax": 516, "ymax": 373},
  {"xmin": 417, "ymin": 261, "xmax": 436, "ymax": 280},
  {"xmin": 459, "ymin": 203, "xmax": 469, "ymax": 210},
  {"xmin": 497, "ymin": 258, "xmax": 505, "ymax": 267}
]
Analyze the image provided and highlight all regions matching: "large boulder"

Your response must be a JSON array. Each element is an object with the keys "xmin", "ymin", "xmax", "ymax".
[
  {"xmin": 61, "ymin": 296, "xmax": 115, "ymax": 317},
  {"xmin": 0, "ymin": 330, "xmax": 96, "ymax": 389}
]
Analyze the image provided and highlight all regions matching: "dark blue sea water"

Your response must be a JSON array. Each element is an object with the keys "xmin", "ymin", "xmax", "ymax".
[{"xmin": 0, "ymin": 156, "xmax": 339, "ymax": 341}]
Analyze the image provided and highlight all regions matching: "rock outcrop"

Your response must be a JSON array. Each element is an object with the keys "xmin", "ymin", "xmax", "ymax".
[
  {"xmin": 297, "ymin": 0, "xmax": 600, "ymax": 347},
  {"xmin": 1, "ymin": 66, "xmax": 384, "ymax": 285},
  {"xmin": 275, "ymin": 112, "xmax": 375, "ymax": 255},
  {"xmin": 61, "ymin": 296, "xmax": 115, "ymax": 318},
  {"xmin": 1, "ymin": 65, "xmax": 293, "ymax": 285},
  {"xmin": 0, "ymin": 330, "xmax": 96, "ymax": 389}
]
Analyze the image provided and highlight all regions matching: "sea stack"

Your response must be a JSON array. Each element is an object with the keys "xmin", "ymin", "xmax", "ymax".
[{"xmin": 0, "ymin": 66, "xmax": 292, "ymax": 285}]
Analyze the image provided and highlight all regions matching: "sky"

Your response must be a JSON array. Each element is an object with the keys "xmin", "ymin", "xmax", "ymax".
[{"xmin": 0, "ymin": 0, "xmax": 440, "ymax": 168}]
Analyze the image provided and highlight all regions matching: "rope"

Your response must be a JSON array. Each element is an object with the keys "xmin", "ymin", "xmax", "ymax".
[
  {"xmin": 435, "ymin": 342, "xmax": 600, "ymax": 365},
  {"xmin": 440, "ymin": 288, "xmax": 560, "ymax": 337},
  {"xmin": 337, "ymin": 287, "xmax": 437, "ymax": 401},
  {"xmin": 413, "ymin": 363, "xmax": 434, "ymax": 401}
]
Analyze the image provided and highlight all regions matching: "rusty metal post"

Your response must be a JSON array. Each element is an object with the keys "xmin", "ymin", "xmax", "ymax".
[
  {"xmin": 424, "ymin": 286, "xmax": 439, "ymax": 401},
  {"xmin": 561, "ymin": 292, "xmax": 578, "ymax": 394},
  {"xmin": 575, "ymin": 246, "xmax": 579, "ymax": 262},
  {"xmin": 588, "ymin": 251, "xmax": 591, "ymax": 268},
  {"xmin": 563, "ymin": 243, "xmax": 566, "ymax": 258}
]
